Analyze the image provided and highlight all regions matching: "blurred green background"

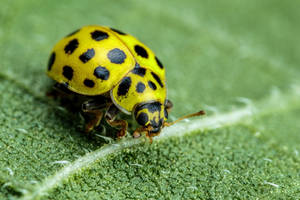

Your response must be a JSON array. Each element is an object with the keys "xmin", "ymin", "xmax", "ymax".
[{"xmin": 0, "ymin": 0, "xmax": 300, "ymax": 199}]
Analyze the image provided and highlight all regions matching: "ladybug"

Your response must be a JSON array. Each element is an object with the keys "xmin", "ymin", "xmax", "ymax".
[{"xmin": 47, "ymin": 25, "xmax": 204, "ymax": 139}]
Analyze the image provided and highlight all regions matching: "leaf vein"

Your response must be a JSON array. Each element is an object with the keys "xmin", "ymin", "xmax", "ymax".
[{"xmin": 19, "ymin": 85, "xmax": 300, "ymax": 200}]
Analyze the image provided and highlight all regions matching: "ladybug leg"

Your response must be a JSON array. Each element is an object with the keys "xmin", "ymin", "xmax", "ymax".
[
  {"xmin": 82, "ymin": 98, "xmax": 111, "ymax": 112},
  {"xmin": 47, "ymin": 83, "xmax": 84, "ymax": 113},
  {"xmin": 53, "ymin": 82, "xmax": 73, "ymax": 94},
  {"xmin": 132, "ymin": 126, "xmax": 147, "ymax": 138},
  {"xmin": 83, "ymin": 110, "xmax": 104, "ymax": 133},
  {"xmin": 47, "ymin": 82, "xmax": 72, "ymax": 99},
  {"xmin": 133, "ymin": 126, "xmax": 156, "ymax": 143},
  {"xmin": 105, "ymin": 105, "xmax": 128, "ymax": 138},
  {"xmin": 82, "ymin": 99, "xmax": 112, "ymax": 133},
  {"xmin": 146, "ymin": 129, "xmax": 162, "ymax": 143}
]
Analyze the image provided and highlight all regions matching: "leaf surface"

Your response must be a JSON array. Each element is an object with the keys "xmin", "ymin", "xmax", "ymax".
[{"xmin": 0, "ymin": 0, "xmax": 300, "ymax": 199}]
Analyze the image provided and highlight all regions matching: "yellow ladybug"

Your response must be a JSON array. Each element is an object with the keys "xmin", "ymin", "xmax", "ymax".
[{"xmin": 47, "ymin": 25, "xmax": 204, "ymax": 139}]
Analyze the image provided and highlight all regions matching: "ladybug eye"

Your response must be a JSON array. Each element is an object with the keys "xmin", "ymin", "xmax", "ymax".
[{"xmin": 136, "ymin": 112, "xmax": 149, "ymax": 126}]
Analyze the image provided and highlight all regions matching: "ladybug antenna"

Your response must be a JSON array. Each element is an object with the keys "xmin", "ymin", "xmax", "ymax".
[{"xmin": 164, "ymin": 110, "xmax": 205, "ymax": 127}]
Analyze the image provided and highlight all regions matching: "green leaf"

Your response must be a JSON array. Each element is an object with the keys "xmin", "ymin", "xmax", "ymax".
[{"xmin": 1, "ymin": 0, "xmax": 300, "ymax": 199}]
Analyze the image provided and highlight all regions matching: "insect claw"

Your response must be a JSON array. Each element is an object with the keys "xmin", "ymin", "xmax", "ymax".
[
  {"xmin": 145, "ymin": 131, "xmax": 153, "ymax": 143},
  {"xmin": 163, "ymin": 122, "xmax": 172, "ymax": 127}
]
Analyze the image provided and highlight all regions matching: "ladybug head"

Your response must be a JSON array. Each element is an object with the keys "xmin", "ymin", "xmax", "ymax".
[
  {"xmin": 134, "ymin": 101, "xmax": 171, "ymax": 136},
  {"xmin": 134, "ymin": 99, "xmax": 205, "ymax": 139}
]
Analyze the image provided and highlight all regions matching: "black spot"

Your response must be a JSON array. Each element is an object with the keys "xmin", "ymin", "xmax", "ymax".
[
  {"xmin": 136, "ymin": 112, "xmax": 149, "ymax": 126},
  {"xmin": 65, "ymin": 29, "xmax": 80, "ymax": 37},
  {"xmin": 91, "ymin": 30, "xmax": 109, "ymax": 41},
  {"xmin": 134, "ymin": 45, "xmax": 148, "ymax": 58},
  {"xmin": 64, "ymin": 39, "xmax": 79, "ymax": 54},
  {"xmin": 110, "ymin": 28, "xmax": 126, "ymax": 35},
  {"xmin": 84, "ymin": 79, "xmax": 95, "ymax": 88},
  {"xmin": 79, "ymin": 48, "xmax": 95, "ymax": 63},
  {"xmin": 117, "ymin": 77, "xmax": 131, "ymax": 96},
  {"xmin": 62, "ymin": 66, "xmax": 73, "ymax": 80},
  {"xmin": 48, "ymin": 52, "xmax": 55, "ymax": 71},
  {"xmin": 155, "ymin": 56, "xmax": 164, "ymax": 69},
  {"xmin": 151, "ymin": 72, "xmax": 163, "ymax": 88},
  {"xmin": 107, "ymin": 48, "xmax": 126, "ymax": 64},
  {"xmin": 136, "ymin": 82, "xmax": 145, "ymax": 93},
  {"xmin": 148, "ymin": 81, "xmax": 157, "ymax": 90},
  {"xmin": 132, "ymin": 63, "xmax": 146, "ymax": 77},
  {"xmin": 94, "ymin": 66, "xmax": 110, "ymax": 80}
]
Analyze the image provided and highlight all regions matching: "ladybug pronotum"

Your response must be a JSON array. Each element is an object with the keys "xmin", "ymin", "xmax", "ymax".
[{"xmin": 47, "ymin": 25, "xmax": 204, "ymax": 139}]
